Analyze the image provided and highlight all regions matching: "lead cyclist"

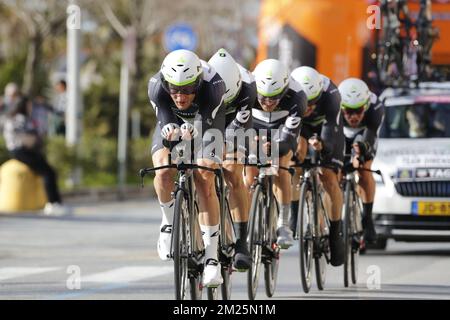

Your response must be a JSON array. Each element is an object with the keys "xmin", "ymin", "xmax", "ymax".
[{"xmin": 148, "ymin": 49, "xmax": 227, "ymax": 287}]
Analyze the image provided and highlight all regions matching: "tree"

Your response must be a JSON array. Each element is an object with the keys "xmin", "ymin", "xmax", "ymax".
[{"xmin": 1, "ymin": 0, "xmax": 67, "ymax": 97}]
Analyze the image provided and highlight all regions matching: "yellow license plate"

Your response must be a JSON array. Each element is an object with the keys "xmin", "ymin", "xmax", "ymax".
[{"xmin": 413, "ymin": 202, "xmax": 450, "ymax": 216}]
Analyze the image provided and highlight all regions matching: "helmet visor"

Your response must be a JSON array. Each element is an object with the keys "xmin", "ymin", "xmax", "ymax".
[
  {"xmin": 342, "ymin": 105, "xmax": 366, "ymax": 115},
  {"xmin": 257, "ymin": 87, "xmax": 287, "ymax": 102},
  {"xmin": 161, "ymin": 75, "xmax": 202, "ymax": 95},
  {"xmin": 307, "ymin": 91, "xmax": 323, "ymax": 106}
]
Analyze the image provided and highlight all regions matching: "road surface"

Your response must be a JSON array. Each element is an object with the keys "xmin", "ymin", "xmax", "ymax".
[{"xmin": 1, "ymin": 199, "xmax": 450, "ymax": 300}]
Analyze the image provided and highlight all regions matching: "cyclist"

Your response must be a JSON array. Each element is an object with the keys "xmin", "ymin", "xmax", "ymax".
[
  {"xmin": 148, "ymin": 49, "xmax": 226, "ymax": 287},
  {"xmin": 208, "ymin": 48, "xmax": 255, "ymax": 270},
  {"xmin": 338, "ymin": 78, "xmax": 385, "ymax": 243},
  {"xmin": 290, "ymin": 66, "xmax": 345, "ymax": 266},
  {"xmin": 244, "ymin": 59, "xmax": 307, "ymax": 249}
]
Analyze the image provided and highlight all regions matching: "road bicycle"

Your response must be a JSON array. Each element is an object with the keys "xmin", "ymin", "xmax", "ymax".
[
  {"xmin": 341, "ymin": 157, "xmax": 383, "ymax": 287},
  {"xmin": 246, "ymin": 162, "xmax": 293, "ymax": 300},
  {"xmin": 292, "ymin": 149, "xmax": 331, "ymax": 293},
  {"xmin": 140, "ymin": 146, "xmax": 235, "ymax": 300}
]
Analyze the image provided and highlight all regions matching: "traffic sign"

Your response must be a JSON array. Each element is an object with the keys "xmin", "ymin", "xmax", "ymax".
[{"xmin": 163, "ymin": 23, "xmax": 198, "ymax": 52}]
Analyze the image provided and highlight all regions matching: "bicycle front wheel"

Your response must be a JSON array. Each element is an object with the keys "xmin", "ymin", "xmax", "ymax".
[
  {"xmin": 264, "ymin": 196, "xmax": 279, "ymax": 298},
  {"xmin": 314, "ymin": 190, "xmax": 327, "ymax": 291},
  {"xmin": 343, "ymin": 182, "xmax": 352, "ymax": 288},
  {"xmin": 173, "ymin": 189, "xmax": 190, "ymax": 300},
  {"xmin": 247, "ymin": 184, "xmax": 264, "ymax": 300},
  {"xmin": 298, "ymin": 181, "xmax": 314, "ymax": 294}
]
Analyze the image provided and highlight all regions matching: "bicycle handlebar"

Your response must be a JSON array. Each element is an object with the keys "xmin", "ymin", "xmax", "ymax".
[{"xmin": 139, "ymin": 163, "xmax": 221, "ymax": 188}]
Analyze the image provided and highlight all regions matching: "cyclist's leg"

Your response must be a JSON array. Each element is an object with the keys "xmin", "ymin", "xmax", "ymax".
[
  {"xmin": 151, "ymin": 131, "xmax": 177, "ymax": 261},
  {"xmin": 320, "ymin": 168, "xmax": 343, "ymax": 222},
  {"xmin": 357, "ymin": 159, "xmax": 377, "ymax": 242},
  {"xmin": 274, "ymin": 150, "xmax": 294, "ymax": 249},
  {"xmin": 290, "ymin": 124, "xmax": 314, "ymax": 232},
  {"xmin": 223, "ymin": 155, "xmax": 251, "ymax": 270},
  {"xmin": 194, "ymin": 156, "xmax": 222, "ymax": 286},
  {"xmin": 319, "ymin": 121, "xmax": 345, "ymax": 266}
]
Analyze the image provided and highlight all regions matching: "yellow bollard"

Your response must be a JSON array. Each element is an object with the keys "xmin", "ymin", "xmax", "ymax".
[{"xmin": 0, "ymin": 159, "xmax": 47, "ymax": 213}]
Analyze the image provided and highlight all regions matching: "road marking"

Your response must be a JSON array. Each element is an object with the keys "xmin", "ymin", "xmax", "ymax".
[
  {"xmin": 0, "ymin": 267, "xmax": 61, "ymax": 282},
  {"xmin": 81, "ymin": 266, "xmax": 172, "ymax": 283}
]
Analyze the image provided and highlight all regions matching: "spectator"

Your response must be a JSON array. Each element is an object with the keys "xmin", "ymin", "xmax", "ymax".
[
  {"xmin": 0, "ymin": 83, "xmax": 23, "ymax": 131},
  {"xmin": 2, "ymin": 96, "xmax": 69, "ymax": 216},
  {"xmin": 51, "ymin": 79, "xmax": 67, "ymax": 136}
]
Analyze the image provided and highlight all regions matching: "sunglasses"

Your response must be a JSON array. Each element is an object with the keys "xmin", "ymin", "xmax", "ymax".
[
  {"xmin": 167, "ymin": 82, "xmax": 199, "ymax": 95},
  {"xmin": 342, "ymin": 106, "xmax": 365, "ymax": 115},
  {"xmin": 258, "ymin": 86, "xmax": 289, "ymax": 101}
]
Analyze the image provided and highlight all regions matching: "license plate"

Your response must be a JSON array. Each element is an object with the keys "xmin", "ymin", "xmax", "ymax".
[{"xmin": 412, "ymin": 202, "xmax": 450, "ymax": 216}]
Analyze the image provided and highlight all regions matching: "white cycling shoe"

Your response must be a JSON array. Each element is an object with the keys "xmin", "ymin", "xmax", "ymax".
[
  {"xmin": 277, "ymin": 226, "xmax": 294, "ymax": 249},
  {"xmin": 202, "ymin": 259, "xmax": 223, "ymax": 288},
  {"xmin": 157, "ymin": 224, "xmax": 172, "ymax": 261},
  {"xmin": 43, "ymin": 203, "xmax": 71, "ymax": 216}
]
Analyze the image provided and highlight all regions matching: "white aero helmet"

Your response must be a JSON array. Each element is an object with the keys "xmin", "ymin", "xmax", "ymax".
[
  {"xmin": 253, "ymin": 59, "xmax": 289, "ymax": 99},
  {"xmin": 160, "ymin": 49, "xmax": 203, "ymax": 92},
  {"xmin": 208, "ymin": 48, "xmax": 242, "ymax": 104},
  {"xmin": 338, "ymin": 78, "xmax": 370, "ymax": 110},
  {"xmin": 291, "ymin": 66, "xmax": 324, "ymax": 104}
]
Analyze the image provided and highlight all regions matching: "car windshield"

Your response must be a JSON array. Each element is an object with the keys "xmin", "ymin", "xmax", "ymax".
[{"xmin": 380, "ymin": 103, "xmax": 450, "ymax": 138}]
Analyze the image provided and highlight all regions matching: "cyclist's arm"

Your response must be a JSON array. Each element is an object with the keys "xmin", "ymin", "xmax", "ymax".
[
  {"xmin": 148, "ymin": 75, "xmax": 180, "ymax": 149},
  {"xmin": 227, "ymin": 81, "xmax": 255, "ymax": 132},
  {"xmin": 278, "ymin": 88, "xmax": 307, "ymax": 156},
  {"xmin": 197, "ymin": 73, "xmax": 227, "ymax": 160},
  {"xmin": 361, "ymin": 99, "xmax": 385, "ymax": 158}
]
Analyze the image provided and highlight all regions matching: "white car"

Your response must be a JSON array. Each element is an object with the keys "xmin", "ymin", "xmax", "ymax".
[{"xmin": 372, "ymin": 83, "xmax": 450, "ymax": 249}]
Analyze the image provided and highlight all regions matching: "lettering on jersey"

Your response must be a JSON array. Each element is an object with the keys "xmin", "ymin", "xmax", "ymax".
[
  {"xmin": 236, "ymin": 96, "xmax": 250, "ymax": 105},
  {"xmin": 330, "ymin": 88, "xmax": 339, "ymax": 94},
  {"xmin": 236, "ymin": 109, "xmax": 251, "ymax": 124},
  {"xmin": 286, "ymin": 114, "xmax": 301, "ymax": 129},
  {"xmin": 213, "ymin": 79, "xmax": 225, "ymax": 86}
]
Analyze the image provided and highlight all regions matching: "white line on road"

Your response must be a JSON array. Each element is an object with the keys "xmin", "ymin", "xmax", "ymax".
[
  {"xmin": 81, "ymin": 266, "xmax": 172, "ymax": 283},
  {"xmin": 0, "ymin": 267, "xmax": 61, "ymax": 282}
]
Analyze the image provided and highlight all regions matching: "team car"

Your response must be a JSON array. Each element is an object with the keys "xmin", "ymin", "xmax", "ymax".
[{"xmin": 372, "ymin": 82, "xmax": 450, "ymax": 249}]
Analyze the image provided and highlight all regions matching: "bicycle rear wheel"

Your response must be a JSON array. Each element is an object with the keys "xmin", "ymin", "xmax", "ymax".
[
  {"xmin": 298, "ymin": 181, "xmax": 314, "ymax": 293},
  {"xmin": 264, "ymin": 197, "xmax": 279, "ymax": 298},
  {"xmin": 189, "ymin": 200, "xmax": 203, "ymax": 300},
  {"xmin": 247, "ymin": 184, "xmax": 263, "ymax": 300},
  {"xmin": 173, "ymin": 189, "xmax": 189, "ymax": 300},
  {"xmin": 351, "ymin": 192, "xmax": 362, "ymax": 285},
  {"xmin": 221, "ymin": 198, "xmax": 234, "ymax": 300}
]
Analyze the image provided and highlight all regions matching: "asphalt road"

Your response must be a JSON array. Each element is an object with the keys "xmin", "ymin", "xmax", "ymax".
[{"xmin": 1, "ymin": 199, "xmax": 450, "ymax": 300}]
